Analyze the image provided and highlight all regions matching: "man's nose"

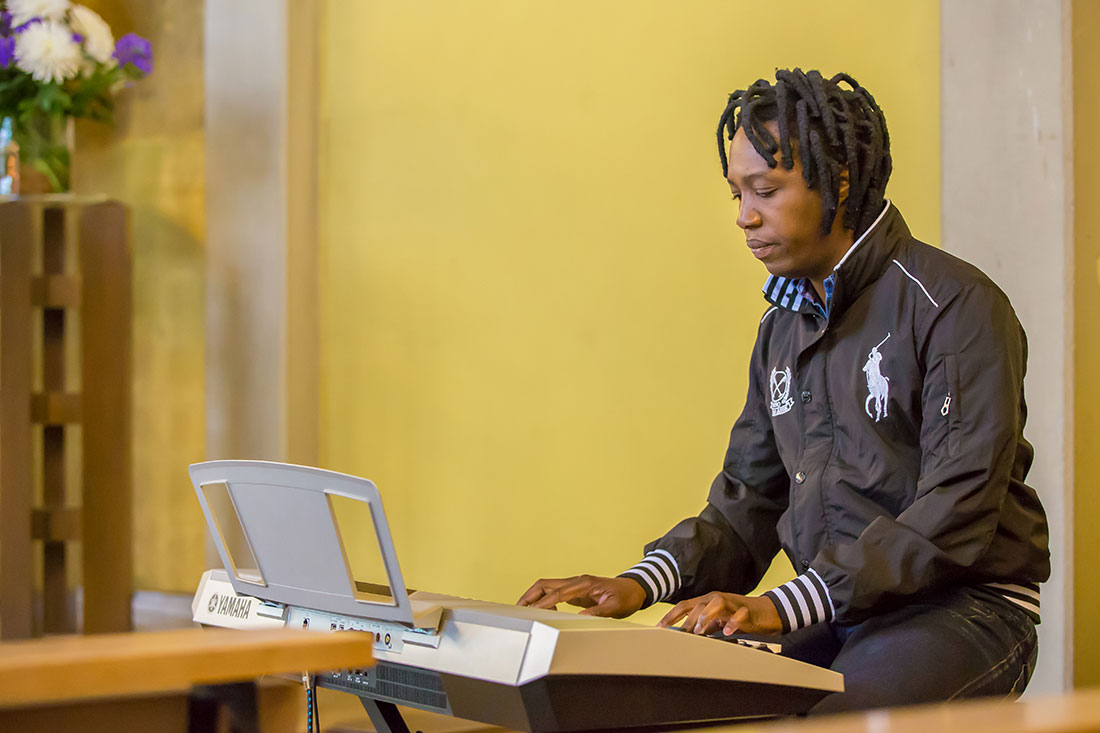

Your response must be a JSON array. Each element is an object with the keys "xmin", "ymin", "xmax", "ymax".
[{"xmin": 736, "ymin": 202, "xmax": 761, "ymax": 230}]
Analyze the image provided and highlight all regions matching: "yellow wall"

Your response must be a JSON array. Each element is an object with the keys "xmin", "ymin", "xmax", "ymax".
[
  {"xmin": 1074, "ymin": 0, "xmax": 1100, "ymax": 689},
  {"xmin": 76, "ymin": 1, "xmax": 208, "ymax": 592},
  {"xmin": 319, "ymin": 1, "xmax": 940, "ymax": 621}
]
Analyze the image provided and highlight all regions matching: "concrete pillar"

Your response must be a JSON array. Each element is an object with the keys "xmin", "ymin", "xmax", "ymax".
[
  {"xmin": 941, "ymin": 0, "xmax": 1073, "ymax": 693},
  {"xmin": 203, "ymin": 0, "xmax": 319, "ymax": 466},
  {"xmin": 203, "ymin": 0, "xmax": 320, "ymax": 561}
]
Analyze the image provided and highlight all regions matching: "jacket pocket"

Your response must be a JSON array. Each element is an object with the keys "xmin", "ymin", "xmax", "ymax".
[{"xmin": 944, "ymin": 354, "xmax": 961, "ymax": 457}]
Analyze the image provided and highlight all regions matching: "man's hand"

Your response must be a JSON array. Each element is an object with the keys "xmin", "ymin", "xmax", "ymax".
[
  {"xmin": 658, "ymin": 592, "xmax": 782, "ymax": 636},
  {"xmin": 516, "ymin": 575, "xmax": 646, "ymax": 619}
]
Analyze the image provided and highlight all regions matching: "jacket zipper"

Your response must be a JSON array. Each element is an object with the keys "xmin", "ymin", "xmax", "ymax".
[{"xmin": 944, "ymin": 354, "xmax": 960, "ymax": 456}]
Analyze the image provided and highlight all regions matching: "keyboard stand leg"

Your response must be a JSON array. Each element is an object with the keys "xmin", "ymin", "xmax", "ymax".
[{"xmin": 360, "ymin": 697, "xmax": 411, "ymax": 733}]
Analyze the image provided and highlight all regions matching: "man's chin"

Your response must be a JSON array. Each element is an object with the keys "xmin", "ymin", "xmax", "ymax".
[
  {"xmin": 760, "ymin": 258, "xmax": 816, "ymax": 282},
  {"xmin": 762, "ymin": 261, "xmax": 798, "ymax": 280}
]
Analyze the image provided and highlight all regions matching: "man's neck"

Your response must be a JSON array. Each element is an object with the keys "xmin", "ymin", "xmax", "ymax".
[
  {"xmin": 808, "ymin": 232, "xmax": 855, "ymax": 302},
  {"xmin": 808, "ymin": 277, "xmax": 829, "ymax": 301}
]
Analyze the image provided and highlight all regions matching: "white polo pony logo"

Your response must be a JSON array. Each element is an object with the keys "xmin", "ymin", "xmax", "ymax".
[
  {"xmin": 863, "ymin": 333, "xmax": 891, "ymax": 422},
  {"xmin": 770, "ymin": 366, "xmax": 794, "ymax": 417}
]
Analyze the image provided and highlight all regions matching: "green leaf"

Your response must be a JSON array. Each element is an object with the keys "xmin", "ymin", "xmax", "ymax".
[{"xmin": 30, "ymin": 157, "xmax": 65, "ymax": 193}]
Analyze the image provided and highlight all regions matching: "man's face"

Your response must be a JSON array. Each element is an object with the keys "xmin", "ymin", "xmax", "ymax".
[{"xmin": 726, "ymin": 122, "xmax": 849, "ymax": 283}]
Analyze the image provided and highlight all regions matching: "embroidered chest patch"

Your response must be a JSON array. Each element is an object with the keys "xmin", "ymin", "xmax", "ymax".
[
  {"xmin": 862, "ymin": 333, "xmax": 891, "ymax": 422},
  {"xmin": 770, "ymin": 366, "xmax": 794, "ymax": 417}
]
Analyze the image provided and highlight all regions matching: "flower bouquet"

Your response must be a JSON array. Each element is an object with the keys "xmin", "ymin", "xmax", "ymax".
[{"xmin": 0, "ymin": 0, "xmax": 152, "ymax": 193}]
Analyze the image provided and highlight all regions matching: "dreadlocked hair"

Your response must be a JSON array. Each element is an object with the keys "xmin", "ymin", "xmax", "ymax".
[{"xmin": 716, "ymin": 69, "xmax": 892, "ymax": 237}]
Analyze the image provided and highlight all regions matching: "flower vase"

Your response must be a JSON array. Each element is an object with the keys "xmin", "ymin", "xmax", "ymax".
[{"xmin": 16, "ymin": 114, "xmax": 75, "ymax": 195}]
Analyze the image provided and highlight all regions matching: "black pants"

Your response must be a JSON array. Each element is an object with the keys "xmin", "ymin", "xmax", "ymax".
[{"xmin": 769, "ymin": 586, "xmax": 1038, "ymax": 714}]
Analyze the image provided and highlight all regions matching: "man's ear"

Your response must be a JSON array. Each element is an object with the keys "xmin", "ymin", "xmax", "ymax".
[{"xmin": 838, "ymin": 168, "xmax": 850, "ymax": 205}]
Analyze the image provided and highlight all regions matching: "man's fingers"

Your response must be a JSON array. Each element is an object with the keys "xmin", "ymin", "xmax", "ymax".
[
  {"xmin": 658, "ymin": 601, "xmax": 690, "ymax": 628},
  {"xmin": 578, "ymin": 596, "xmax": 620, "ymax": 618},
  {"xmin": 693, "ymin": 597, "xmax": 728, "ymax": 635},
  {"xmin": 519, "ymin": 575, "xmax": 650, "ymax": 619},
  {"xmin": 529, "ymin": 578, "xmax": 594, "ymax": 610},
  {"xmin": 530, "ymin": 588, "xmax": 564, "ymax": 610},
  {"xmin": 723, "ymin": 605, "xmax": 751, "ymax": 636},
  {"xmin": 518, "ymin": 578, "xmax": 570, "ymax": 606},
  {"xmin": 682, "ymin": 602, "xmax": 706, "ymax": 634},
  {"xmin": 518, "ymin": 577, "xmax": 583, "ymax": 608},
  {"xmin": 517, "ymin": 581, "xmax": 551, "ymax": 607},
  {"xmin": 565, "ymin": 593, "xmax": 598, "ymax": 609}
]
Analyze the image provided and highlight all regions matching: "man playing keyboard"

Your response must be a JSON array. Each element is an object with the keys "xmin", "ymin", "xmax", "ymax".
[{"xmin": 518, "ymin": 69, "xmax": 1049, "ymax": 714}]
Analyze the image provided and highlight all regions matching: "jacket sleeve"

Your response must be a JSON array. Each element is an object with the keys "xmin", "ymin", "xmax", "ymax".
[
  {"xmin": 764, "ymin": 283, "xmax": 1031, "ymax": 630},
  {"xmin": 620, "ymin": 322, "xmax": 791, "ymax": 608}
]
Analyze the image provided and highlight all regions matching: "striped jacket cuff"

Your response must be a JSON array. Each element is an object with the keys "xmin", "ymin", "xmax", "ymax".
[
  {"xmin": 617, "ymin": 550, "xmax": 681, "ymax": 608},
  {"xmin": 762, "ymin": 569, "xmax": 834, "ymax": 633}
]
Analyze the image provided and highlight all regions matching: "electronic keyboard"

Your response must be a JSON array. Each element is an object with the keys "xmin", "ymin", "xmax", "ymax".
[{"xmin": 189, "ymin": 460, "xmax": 843, "ymax": 732}]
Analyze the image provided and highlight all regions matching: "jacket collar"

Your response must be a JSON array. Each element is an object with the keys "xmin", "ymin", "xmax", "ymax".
[
  {"xmin": 761, "ymin": 200, "xmax": 907, "ymax": 318},
  {"xmin": 829, "ymin": 201, "xmax": 908, "ymax": 315}
]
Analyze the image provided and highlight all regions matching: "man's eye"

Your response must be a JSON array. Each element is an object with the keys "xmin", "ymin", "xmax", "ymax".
[
  {"xmin": 757, "ymin": 189, "xmax": 776, "ymax": 198},
  {"xmin": 731, "ymin": 193, "xmax": 742, "ymax": 202}
]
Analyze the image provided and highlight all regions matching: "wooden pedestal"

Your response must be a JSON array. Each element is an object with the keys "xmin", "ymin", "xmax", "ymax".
[{"xmin": 0, "ymin": 197, "xmax": 132, "ymax": 638}]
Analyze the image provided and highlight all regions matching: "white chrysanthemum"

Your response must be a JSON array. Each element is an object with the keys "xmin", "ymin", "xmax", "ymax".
[
  {"xmin": 14, "ymin": 20, "xmax": 82, "ymax": 83},
  {"xmin": 7, "ymin": 0, "xmax": 71, "ymax": 27},
  {"xmin": 69, "ymin": 5, "xmax": 114, "ymax": 65}
]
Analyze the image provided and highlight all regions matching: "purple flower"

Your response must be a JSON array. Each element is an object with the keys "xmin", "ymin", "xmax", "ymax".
[
  {"xmin": 0, "ymin": 36, "xmax": 13, "ymax": 68},
  {"xmin": 13, "ymin": 17, "xmax": 42, "ymax": 33},
  {"xmin": 113, "ymin": 33, "xmax": 152, "ymax": 75},
  {"xmin": 1, "ymin": 11, "xmax": 11, "ymax": 37}
]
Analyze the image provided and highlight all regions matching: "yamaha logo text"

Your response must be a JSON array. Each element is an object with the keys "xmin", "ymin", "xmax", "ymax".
[{"xmin": 208, "ymin": 592, "xmax": 253, "ymax": 620}]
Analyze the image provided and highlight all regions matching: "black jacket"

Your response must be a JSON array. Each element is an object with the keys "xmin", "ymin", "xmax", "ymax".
[{"xmin": 621, "ymin": 203, "xmax": 1050, "ymax": 630}]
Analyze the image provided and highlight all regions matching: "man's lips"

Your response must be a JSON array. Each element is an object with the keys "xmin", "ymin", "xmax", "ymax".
[{"xmin": 747, "ymin": 239, "xmax": 778, "ymax": 258}]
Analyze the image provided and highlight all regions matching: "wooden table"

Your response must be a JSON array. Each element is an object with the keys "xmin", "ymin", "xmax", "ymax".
[
  {"xmin": 0, "ymin": 627, "xmax": 374, "ymax": 732},
  {"xmin": 693, "ymin": 687, "xmax": 1100, "ymax": 733},
  {"xmin": 329, "ymin": 688, "xmax": 1100, "ymax": 733}
]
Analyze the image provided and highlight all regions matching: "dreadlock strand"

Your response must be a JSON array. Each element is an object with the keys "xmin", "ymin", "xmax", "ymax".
[
  {"xmin": 746, "ymin": 116, "xmax": 779, "ymax": 167},
  {"xmin": 792, "ymin": 74, "xmax": 822, "ymax": 120},
  {"xmin": 716, "ymin": 90, "xmax": 743, "ymax": 176},
  {"xmin": 744, "ymin": 92, "xmax": 780, "ymax": 157},
  {"xmin": 794, "ymin": 98, "xmax": 815, "ymax": 188},
  {"xmin": 717, "ymin": 108, "xmax": 734, "ymax": 175},
  {"xmin": 807, "ymin": 71, "xmax": 841, "ymax": 147},
  {"xmin": 809, "ymin": 129, "xmax": 841, "ymax": 232},
  {"xmin": 829, "ymin": 72, "xmax": 860, "ymax": 93},
  {"xmin": 836, "ymin": 95, "xmax": 864, "ymax": 231},
  {"xmin": 775, "ymin": 80, "xmax": 794, "ymax": 169}
]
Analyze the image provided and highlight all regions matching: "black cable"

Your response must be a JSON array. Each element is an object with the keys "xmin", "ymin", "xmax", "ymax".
[
  {"xmin": 303, "ymin": 673, "xmax": 316, "ymax": 733},
  {"xmin": 312, "ymin": 675, "xmax": 321, "ymax": 732}
]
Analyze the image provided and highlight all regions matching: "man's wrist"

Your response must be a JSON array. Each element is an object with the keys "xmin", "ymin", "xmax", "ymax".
[
  {"xmin": 759, "ymin": 593, "xmax": 786, "ymax": 631},
  {"xmin": 615, "ymin": 576, "xmax": 648, "ymax": 611},
  {"xmin": 617, "ymin": 570, "xmax": 655, "ymax": 608}
]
